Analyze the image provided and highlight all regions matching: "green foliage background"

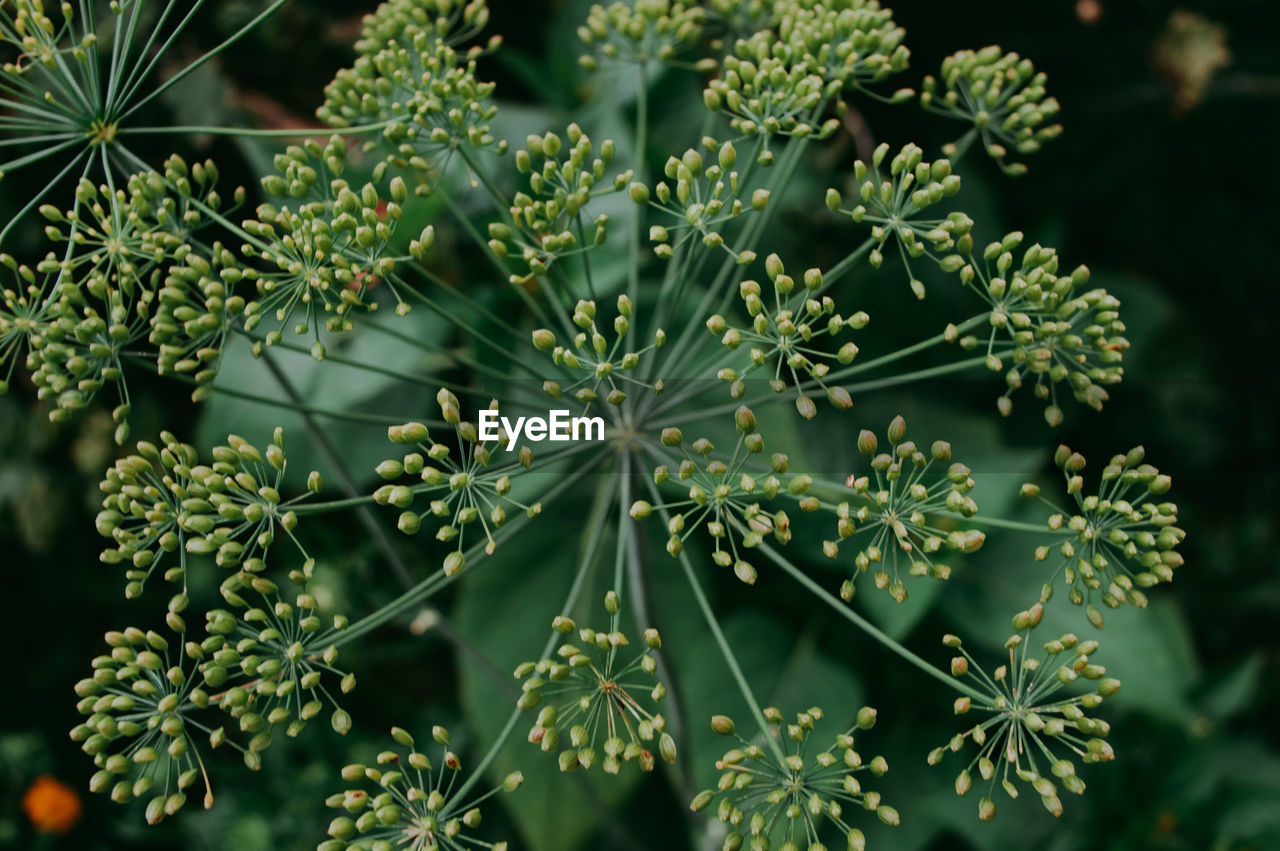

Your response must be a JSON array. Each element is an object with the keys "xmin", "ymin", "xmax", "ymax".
[{"xmin": 1, "ymin": 1, "xmax": 1277, "ymax": 849}]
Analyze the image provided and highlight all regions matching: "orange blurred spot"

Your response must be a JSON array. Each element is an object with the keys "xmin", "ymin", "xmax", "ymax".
[
  {"xmin": 22, "ymin": 775, "xmax": 81, "ymax": 834},
  {"xmin": 1076, "ymin": 0, "xmax": 1102, "ymax": 25},
  {"xmin": 348, "ymin": 268, "xmax": 381, "ymax": 292}
]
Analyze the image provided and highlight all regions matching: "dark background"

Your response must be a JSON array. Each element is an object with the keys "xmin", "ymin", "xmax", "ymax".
[{"xmin": 1, "ymin": 1, "xmax": 1277, "ymax": 848}]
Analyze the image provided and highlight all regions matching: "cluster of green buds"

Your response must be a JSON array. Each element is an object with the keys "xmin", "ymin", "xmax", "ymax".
[
  {"xmin": 707, "ymin": 253, "xmax": 865, "ymax": 417},
  {"xmin": 0, "ymin": 0, "xmax": 87, "ymax": 99},
  {"xmin": 776, "ymin": 0, "xmax": 911, "ymax": 91},
  {"xmin": 241, "ymin": 137, "xmax": 433, "ymax": 359},
  {"xmin": 491, "ymin": 125, "xmax": 630, "ymax": 283},
  {"xmin": 22, "ymin": 283, "xmax": 144, "ymax": 438},
  {"xmin": 531, "ymin": 295, "xmax": 665, "ymax": 408},
  {"xmin": 25, "ymin": 177, "xmax": 170, "ymax": 433},
  {"xmin": 636, "ymin": 139, "xmax": 769, "ymax": 263},
  {"xmin": 69, "ymin": 157, "xmax": 238, "ymax": 413},
  {"xmin": 578, "ymin": 0, "xmax": 707, "ymax": 69},
  {"xmin": 19, "ymin": 156, "xmax": 239, "ymax": 438},
  {"xmin": 515, "ymin": 591, "xmax": 675, "ymax": 774},
  {"xmin": 377, "ymin": 389, "xmax": 541, "ymax": 572},
  {"xmin": 945, "ymin": 232, "xmax": 1127, "ymax": 424},
  {"xmin": 921, "ymin": 47, "xmax": 1062, "ymax": 175},
  {"xmin": 1022, "ymin": 445, "xmax": 1181, "ymax": 627},
  {"xmin": 691, "ymin": 706, "xmax": 897, "ymax": 850},
  {"xmin": 150, "ymin": 242, "xmax": 244, "ymax": 402},
  {"xmin": 826, "ymin": 143, "xmax": 967, "ymax": 299},
  {"xmin": 317, "ymin": 0, "xmax": 505, "ymax": 170},
  {"xmin": 200, "ymin": 566, "xmax": 354, "ymax": 751},
  {"xmin": 931, "ymin": 604, "xmax": 1120, "ymax": 820},
  {"xmin": 95, "ymin": 428, "xmax": 322, "ymax": 600},
  {"xmin": 321, "ymin": 725, "xmax": 523, "ymax": 851},
  {"xmin": 704, "ymin": 31, "xmax": 843, "ymax": 142},
  {"xmin": 631, "ymin": 418, "xmax": 813, "ymax": 584},
  {"xmin": 71, "ymin": 627, "xmax": 213, "ymax": 824},
  {"xmin": 42, "ymin": 172, "xmax": 184, "ymax": 301},
  {"xmin": 825, "ymin": 416, "xmax": 982, "ymax": 602},
  {"xmin": 0, "ymin": 255, "xmax": 62, "ymax": 395},
  {"xmin": 703, "ymin": 0, "xmax": 775, "ymax": 42}
]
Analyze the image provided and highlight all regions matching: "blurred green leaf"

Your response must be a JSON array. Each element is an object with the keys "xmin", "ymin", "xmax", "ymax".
[{"xmin": 197, "ymin": 307, "xmax": 449, "ymax": 490}]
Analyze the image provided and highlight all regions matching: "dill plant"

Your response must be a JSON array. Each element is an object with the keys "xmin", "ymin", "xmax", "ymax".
[{"xmin": 0, "ymin": 0, "xmax": 1189, "ymax": 847}]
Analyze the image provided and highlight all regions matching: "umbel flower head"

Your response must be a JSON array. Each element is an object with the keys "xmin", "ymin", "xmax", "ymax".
[
  {"xmin": 71, "ymin": 627, "xmax": 214, "ymax": 824},
  {"xmin": 492, "ymin": 124, "xmax": 631, "ymax": 283},
  {"xmin": 25, "ymin": 175, "xmax": 172, "ymax": 436},
  {"xmin": 515, "ymin": 591, "xmax": 675, "ymax": 774},
  {"xmin": 321, "ymin": 725, "xmax": 523, "ymax": 851},
  {"xmin": 638, "ymin": 139, "xmax": 771, "ymax": 263},
  {"xmin": 200, "ymin": 562, "xmax": 355, "ymax": 749},
  {"xmin": 0, "ymin": 254, "xmax": 62, "ymax": 395},
  {"xmin": 40, "ymin": 155, "xmax": 233, "ymax": 303},
  {"xmin": 241, "ymin": 136, "xmax": 434, "ymax": 360},
  {"xmin": 150, "ymin": 241, "xmax": 245, "ymax": 403},
  {"xmin": 825, "ymin": 142, "xmax": 968, "ymax": 299},
  {"xmin": 930, "ymin": 603, "xmax": 1121, "ymax": 821},
  {"xmin": 691, "ymin": 705, "xmax": 898, "ymax": 850},
  {"xmin": 704, "ymin": 30, "xmax": 843, "ymax": 144},
  {"xmin": 706, "ymin": 253, "xmax": 865, "ymax": 418},
  {"xmin": 377, "ymin": 389, "xmax": 542, "ymax": 572},
  {"xmin": 921, "ymin": 46, "xmax": 1062, "ymax": 175},
  {"xmin": 631, "ymin": 419, "xmax": 816, "ymax": 584},
  {"xmin": 824, "ymin": 415, "xmax": 982, "ymax": 603},
  {"xmin": 944, "ymin": 232, "xmax": 1128, "ymax": 425},
  {"xmin": 96, "ymin": 428, "xmax": 322, "ymax": 601},
  {"xmin": 6, "ymin": 155, "xmax": 239, "ymax": 441},
  {"xmin": 578, "ymin": 0, "xmax": 707, "ymax": 70},
  {"xmin": 1022, "ymin": 445, "xmax": 1182, "ymax": 628},
  {"xmin": 317, "ymin": 0, "xmax": 505, "ymax": 171},
  {"xmin": 532, "ymin": 295, "xmax": 665, "ymax": 409},
  {"xmin": 774, "ymin": 0, "xmax": 911, "ymax": 90}
]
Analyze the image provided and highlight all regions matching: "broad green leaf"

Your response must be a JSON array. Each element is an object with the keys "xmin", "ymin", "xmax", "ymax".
[{"xmin": 197, "ymin": 306, "xmax": 449, "ymax": 491}]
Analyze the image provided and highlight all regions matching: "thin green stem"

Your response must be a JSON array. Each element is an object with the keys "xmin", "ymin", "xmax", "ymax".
[
  {"xmin": 0, "ymin": 136, "xmax": 82, "ymax": 176},
  {"xmin": 204, "ymin": 380, "xmax": 419, "ymax": 426},
  {"xmin": 115, "ymin": 121, "xmax": 396, "ymax": 138},
  {"xmin": 650, "ymin": 133, "xmax": 814, "ymax": 409},
  {"xmin": 741, "ymin": 531, "xmax": 986, "ymax": 702},
  {"xmin": 433, "ymin": 182, "xmax": 561, "ymax": 335},
  {"xmin": 622, "ymin": 448, "xmax": 694, "ymax": 803},
  {"xmin": 823, "ymin": 314, "xmax": 987, "ymax": 383},
  {"xmin": 110, "ymin": 0, "xmax": 189, "ymax": 114},
  {"xmin": 332, "ymin": 449, "xmax": 606, "ymax": 648},
  {"xmin": 449, "ymin": 467, "xmax": 618, "ymax": 803},
  {"xmin": 640, "ymin": 472, "xmax": 787, "ymax": 764},
  {"xmin": 455, "ymin": 145, "xmax": 511, "ymax": 219},
  {"xmin": 359, "ymin": 315, "xmax": 521, "ymax": 381},
  {"xmin": 119, "ymin": 0, "xmax": 290, "ymax": 123},
  {"xmin": 665, "ymin": 354, "xmax": 989, "ymax": 427},
  {"xmin": 405, "ymin": 261, "xmax": 524, "ymax": 340},
  {"xmin": 0, "ymin": 146, "xmax": 89, "ymax": 248},
  {"xmin": 292, "ymin": 494, "xmax": 379, "ymax": 515},
  {"xmin": 259, "ymin": 347, "xmax": 416, "ymax": 589},
  {"xmin": 965, "ymin": 516, "xmax": 1046, "ymax": 533},
  {"xmin": 627, "ymin": 63, "xmax": 648, "ymax": 323},
  {"xmin": 821, "ymin": 236, "xmax": 876, "ymax": 289},
  {"xmin": 230, "ymin": 327, "xmax": 443, "ymax": 390}
]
